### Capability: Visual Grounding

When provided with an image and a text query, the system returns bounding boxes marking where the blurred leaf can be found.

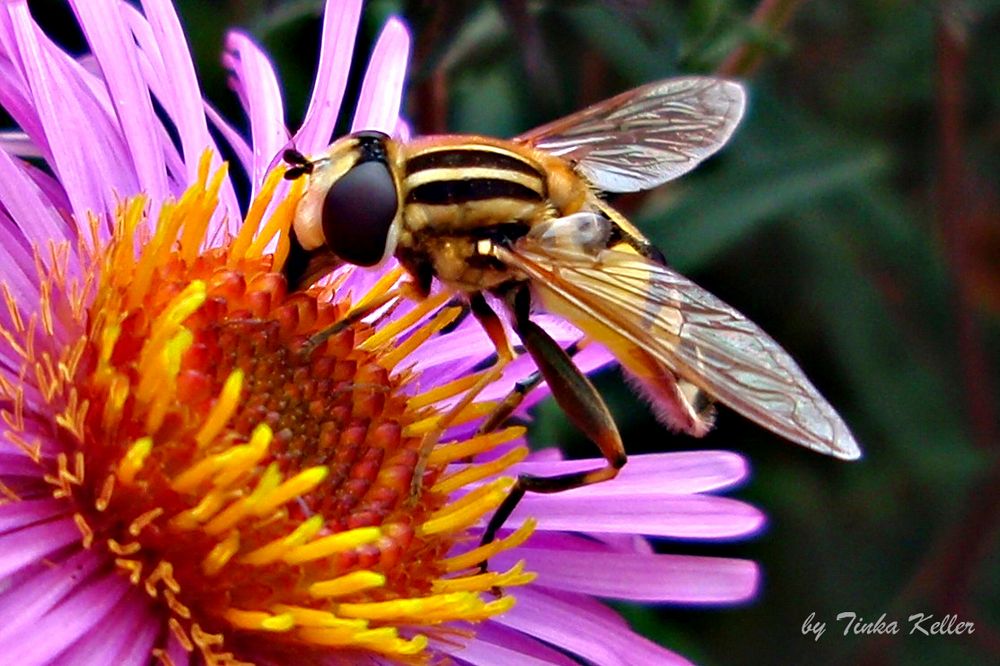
[449,61,524,136]
[558,2,682,83]
[418,4,507,77]
[641,143,887,272]
[637,90,890,272]
[791,212,981,482]
[251,0,322,36]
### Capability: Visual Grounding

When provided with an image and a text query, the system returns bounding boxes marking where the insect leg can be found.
[473,337,584,437]
[477,286,625,569]
[298,289,400,357]
[409,292,516,500]
[297,268,413,357]
[475,371,543,437]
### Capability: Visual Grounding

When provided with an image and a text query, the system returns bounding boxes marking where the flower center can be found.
[5,156,536,664]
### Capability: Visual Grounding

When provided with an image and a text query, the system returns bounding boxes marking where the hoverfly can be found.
[282,76,861,543]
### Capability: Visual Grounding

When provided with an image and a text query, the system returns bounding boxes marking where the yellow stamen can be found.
[194,370,244,449]
[136,281,206,402]
[433,560,536,593]
[428,426,526,466]
[358,290,452,352]
[408,372,484,410]
[129,507,164,537]
[95,474,115,512]
[269,605,368,629]
[251,466,329,517]
[171,424,271,494]
[404,400,498,437]
[170,489,227,530]
[432,446,528,495]
[179,161,227,265]
[202,530,240,576]
[239,512,323,567]
[203,461,285,537]
[419,477,513,537]
[283,526,383,565]
[223,609,295,632]
[211,423,273,487]
[443,518,537,572]
[203,465,324,537]
[100,374,129,436]
[336,591,500,623]
[458,595,517,622]
[296,627,428,657]
[351,265,404,309]
[230,166,284,264]
[248,175,301,260]
[117,436,153,485]
[377,306,461,370]
[143,328,193,433]
[308,570,386,599]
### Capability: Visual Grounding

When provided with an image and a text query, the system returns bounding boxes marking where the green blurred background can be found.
[47,0,1000,663]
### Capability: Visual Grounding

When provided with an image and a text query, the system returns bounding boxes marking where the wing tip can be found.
[825,426,863,461]
[831,443,863,461]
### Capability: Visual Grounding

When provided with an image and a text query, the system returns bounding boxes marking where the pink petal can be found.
[70,0,169,203]
[53,587,156,666]
[128,1,241,223]
[0,498,66,534]
[0,518,81,578]
[163,633,192,666]
[118,10,188,186]
[294,0,363,152]
[512,451,750,496]
[110,599,160,666]
[0,222,41,312]
[456,622,579,665]
[133,1,213,174]
[0,452,44,478]
[0,45,51,156]
[454,638,574,666]
[5,1,134,227]
[0,572,130,664]
[511,492,765,539]
[350,16,410,133]
[204,102,252,179]
[223,31,288,192]
[0,129,41,156]
[0,144,73,250]
[495,547,759,603]
[495,587,694,666]
[395,117,412,141]
[0,550,102,642]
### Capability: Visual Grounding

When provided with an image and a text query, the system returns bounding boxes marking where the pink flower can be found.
[0,1,762,664]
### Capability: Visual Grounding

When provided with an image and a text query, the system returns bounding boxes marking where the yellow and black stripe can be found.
[403,144,546,206]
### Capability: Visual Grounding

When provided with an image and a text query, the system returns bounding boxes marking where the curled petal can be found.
[295,0,363,152]
[351,16,410,134]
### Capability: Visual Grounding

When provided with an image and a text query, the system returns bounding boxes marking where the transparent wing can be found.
[515,77,746,193]
[493,215,861,460]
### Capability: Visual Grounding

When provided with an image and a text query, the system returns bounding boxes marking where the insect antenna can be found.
[282,148,314,180]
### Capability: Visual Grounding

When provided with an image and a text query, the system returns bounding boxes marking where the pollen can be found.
[0,152,535,664]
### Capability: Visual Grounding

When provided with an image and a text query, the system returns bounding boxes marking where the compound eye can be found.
[322,160,398,266]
